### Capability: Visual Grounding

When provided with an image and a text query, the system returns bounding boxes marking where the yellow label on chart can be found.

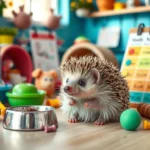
[141,47,150,56]
[135,70,149,79]
[131,80,146,91]
[121,69,135,79]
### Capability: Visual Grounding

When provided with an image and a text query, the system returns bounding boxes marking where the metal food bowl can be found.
[3,106,58,131]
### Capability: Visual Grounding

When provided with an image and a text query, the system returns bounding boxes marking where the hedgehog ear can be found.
[90,68,100,84]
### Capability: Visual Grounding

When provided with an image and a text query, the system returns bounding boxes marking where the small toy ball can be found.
[120,109,142,131]
[74,36,90,44]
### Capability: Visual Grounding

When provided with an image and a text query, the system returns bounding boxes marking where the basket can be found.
[61,43,118,67]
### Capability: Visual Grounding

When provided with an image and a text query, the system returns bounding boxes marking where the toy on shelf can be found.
[1,45,33,83]
[6,83,46,106]
[126,0,140,8]
[0,101,6,117]
[74,36,90,45]
[44,8,62,30]
[46,97,61,108]
[61,40,118,67]
[32,69,58,97]
[143,120,150,129]
[120,109,142,131]
[12,5,32,29]
[114,2,126,10]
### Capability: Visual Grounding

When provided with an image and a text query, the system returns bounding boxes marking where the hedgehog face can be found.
[61,69,100,99]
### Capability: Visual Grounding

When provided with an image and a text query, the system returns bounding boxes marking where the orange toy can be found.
[137,103,150,119]
[0,101,6,117]
[143,120,150,130]
[46,97,61,108]
[32,69,58,97]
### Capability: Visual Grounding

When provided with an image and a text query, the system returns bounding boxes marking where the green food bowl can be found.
[6,83,46,106]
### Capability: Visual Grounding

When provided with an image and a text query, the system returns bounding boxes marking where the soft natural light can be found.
[3,0,57,22]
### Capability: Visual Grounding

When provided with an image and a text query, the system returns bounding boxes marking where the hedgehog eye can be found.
[78,79,86,87]
[66,78,69,83]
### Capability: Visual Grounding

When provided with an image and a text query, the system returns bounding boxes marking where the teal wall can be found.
[84,13,150,66]
[83,0,150,66]
[0,0,150,67]
[58,0,150,66]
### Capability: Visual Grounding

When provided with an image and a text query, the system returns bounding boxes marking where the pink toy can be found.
[12,5,32,29]
[32,69,58,97]
[44,125,56,133]
[40,124,57,133]
[44,8,62,30]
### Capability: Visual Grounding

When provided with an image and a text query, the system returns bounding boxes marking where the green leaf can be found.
[0,27,18,36]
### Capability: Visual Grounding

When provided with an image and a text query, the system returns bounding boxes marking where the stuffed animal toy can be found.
[32,69,58,97]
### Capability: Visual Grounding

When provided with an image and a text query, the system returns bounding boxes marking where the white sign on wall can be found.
[30,30,59,71]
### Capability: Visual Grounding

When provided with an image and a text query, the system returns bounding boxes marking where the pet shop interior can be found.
[1,0,150,149]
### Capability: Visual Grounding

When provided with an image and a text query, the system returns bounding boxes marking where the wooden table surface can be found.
[0,108,150,150]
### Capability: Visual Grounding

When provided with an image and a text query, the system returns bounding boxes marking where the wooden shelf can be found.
[88,6,150,18]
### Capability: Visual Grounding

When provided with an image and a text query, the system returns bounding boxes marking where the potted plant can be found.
[0,0,7,17]
[96,0,115,11]
[70,0,94,17]
[0,27,18,45]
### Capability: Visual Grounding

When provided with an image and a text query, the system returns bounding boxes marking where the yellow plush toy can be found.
[0,101,6,118]
[46,97,62,108]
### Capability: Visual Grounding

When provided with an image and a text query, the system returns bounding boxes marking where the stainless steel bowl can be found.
[3,106,58,131]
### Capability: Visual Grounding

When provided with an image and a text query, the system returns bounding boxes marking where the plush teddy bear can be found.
[32,69,58,97]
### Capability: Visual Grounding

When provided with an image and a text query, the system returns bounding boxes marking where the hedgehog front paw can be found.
[84,101,100,109]
[68,118,78,123]
[68,99,76,106]
[94,120,105,126]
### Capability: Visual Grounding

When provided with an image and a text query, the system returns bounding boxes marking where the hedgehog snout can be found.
[64,86,72,93]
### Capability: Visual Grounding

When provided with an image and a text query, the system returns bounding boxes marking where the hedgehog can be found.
[59,56,129,125]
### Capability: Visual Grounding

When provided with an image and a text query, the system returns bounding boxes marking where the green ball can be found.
[120,109,141,131]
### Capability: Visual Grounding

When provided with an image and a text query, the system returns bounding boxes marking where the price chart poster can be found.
[121,31,150,104]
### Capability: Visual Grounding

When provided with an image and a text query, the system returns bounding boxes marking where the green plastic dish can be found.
[12,83,38,95]
[6,90,45,106]
[6,83,46,106]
